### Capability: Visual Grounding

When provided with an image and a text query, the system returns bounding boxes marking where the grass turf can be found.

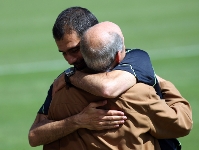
[0,0,198,149]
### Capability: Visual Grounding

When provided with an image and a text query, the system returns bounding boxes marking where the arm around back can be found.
[159,79,193,134]
[28,101,127,147]
[70,70,137,98]
[28,113,80,147]
[148,78,193,139]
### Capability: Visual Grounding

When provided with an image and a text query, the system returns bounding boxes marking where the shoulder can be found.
[126,48,149,56]
[120,83,159,101]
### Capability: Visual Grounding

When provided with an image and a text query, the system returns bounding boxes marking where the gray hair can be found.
[80,31,123,72]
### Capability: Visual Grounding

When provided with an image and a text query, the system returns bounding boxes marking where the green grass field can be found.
[0,0,199,149]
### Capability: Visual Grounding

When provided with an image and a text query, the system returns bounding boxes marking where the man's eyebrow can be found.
[58,44,80,53]
[58,48,74,53]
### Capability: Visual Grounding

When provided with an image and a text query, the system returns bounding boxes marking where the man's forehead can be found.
[63,30,80,40]
[56,33,80,52]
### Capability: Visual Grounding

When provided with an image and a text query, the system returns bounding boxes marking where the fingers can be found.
[105,110,125,116]
[95,115,127,130]
[89,101,125,116]
[104,120,125,126]
[53,73,65,96]
[100,115,127,121]
[82,101,127,130]
[93,120,126,130]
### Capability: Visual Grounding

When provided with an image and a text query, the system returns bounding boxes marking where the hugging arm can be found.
[69,49,155,98]
[28,85,126,147]
[148,78,193,138]
[29,101,126,147]
[53,68,136,98]
[70,70,136,98]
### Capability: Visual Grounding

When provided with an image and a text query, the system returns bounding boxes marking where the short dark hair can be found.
[52,6,99,40]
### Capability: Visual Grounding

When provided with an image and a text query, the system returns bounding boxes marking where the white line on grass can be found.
[0,44,199,76]
[0,60,67,76]
[148,44,199,60]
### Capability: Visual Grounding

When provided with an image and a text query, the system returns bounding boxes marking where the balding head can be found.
[98,21,124,40]
[80,21,125,72]
[84,21,124,48]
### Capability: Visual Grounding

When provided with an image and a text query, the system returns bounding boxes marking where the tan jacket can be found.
[44,81,192,150]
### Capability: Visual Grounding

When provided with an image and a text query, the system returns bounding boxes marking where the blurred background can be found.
[0,0,198,149]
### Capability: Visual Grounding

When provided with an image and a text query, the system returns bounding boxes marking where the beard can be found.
[73,59,87,70]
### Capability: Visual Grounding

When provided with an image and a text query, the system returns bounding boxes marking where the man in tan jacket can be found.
[43,22,192,150]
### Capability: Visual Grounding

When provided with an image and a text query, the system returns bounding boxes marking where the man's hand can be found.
[74,100,127,130]
[28,101,126,147]
[52,68,76,97]
[52,72,65,97]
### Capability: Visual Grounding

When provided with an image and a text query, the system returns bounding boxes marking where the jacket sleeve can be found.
[148,80,193,139]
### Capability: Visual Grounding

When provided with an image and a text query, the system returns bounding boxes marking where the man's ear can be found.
[116,51,121,63]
